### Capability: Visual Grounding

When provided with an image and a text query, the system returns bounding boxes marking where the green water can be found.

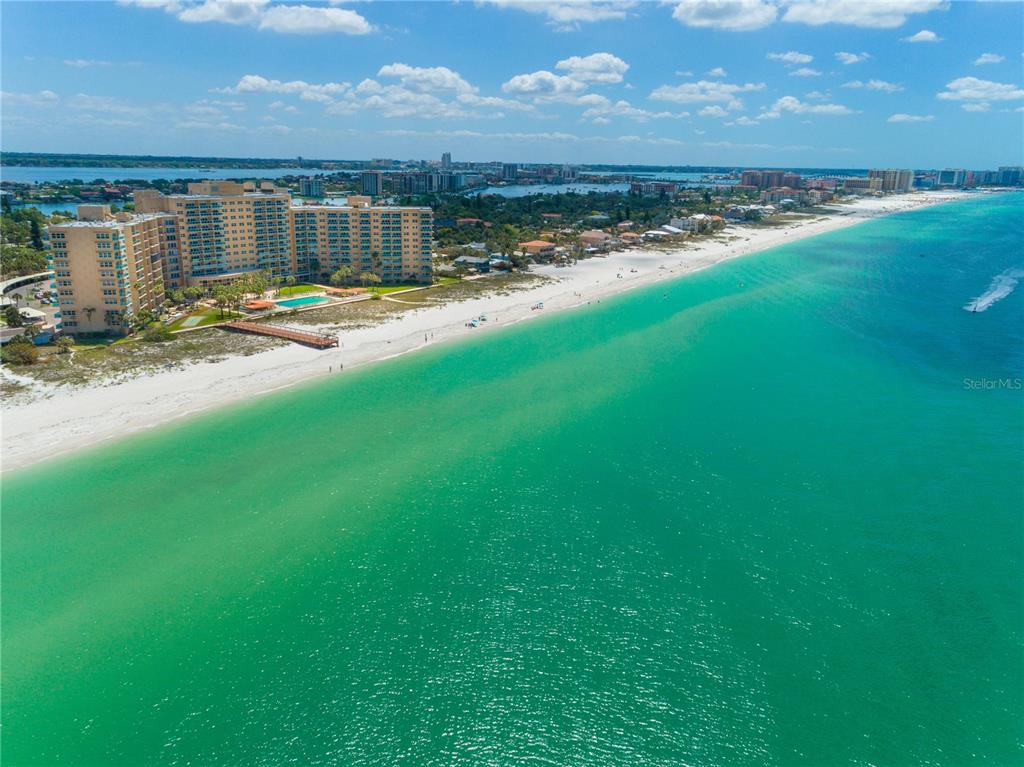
[3,195,1022,766]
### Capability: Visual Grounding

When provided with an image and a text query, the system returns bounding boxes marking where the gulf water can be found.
[3,194,1022,766]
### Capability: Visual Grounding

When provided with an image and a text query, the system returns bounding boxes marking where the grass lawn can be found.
[167,308,241,332]
[373,284,429,295]
[276,283,323,297]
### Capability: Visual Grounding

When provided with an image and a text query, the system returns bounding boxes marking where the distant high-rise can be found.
[868,169,913,193]
[937,169,968,188]
[361,171,384,196]
[441,152,452,170]
[299,177,324,197]
[501,163,518,181]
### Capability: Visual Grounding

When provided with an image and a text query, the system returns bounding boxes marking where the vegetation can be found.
[1,207,49,277]
[4,304,25,327]
[142,324,173,342]
[277,283,321,297]
[2,335,39,365]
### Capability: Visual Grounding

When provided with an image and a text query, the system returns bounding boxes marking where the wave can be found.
[964,267,1024,312]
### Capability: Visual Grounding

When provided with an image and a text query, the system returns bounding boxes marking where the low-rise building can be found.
[453,255,491,273]
[519,240,557,259]
[579,229,614,249]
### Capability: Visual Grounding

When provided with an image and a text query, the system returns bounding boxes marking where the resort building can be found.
[135,181,292,289]
[131,182,434,287]
[290,201,433,284]
[868,169,914,193]
[46,205,170,335]
[47,185,436,335]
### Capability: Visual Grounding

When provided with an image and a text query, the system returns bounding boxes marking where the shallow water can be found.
[3,193,1022,766]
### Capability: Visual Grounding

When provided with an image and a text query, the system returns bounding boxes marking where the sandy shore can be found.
[1,191,970,472]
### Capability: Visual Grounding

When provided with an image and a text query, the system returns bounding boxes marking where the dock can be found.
[224,320,338,349]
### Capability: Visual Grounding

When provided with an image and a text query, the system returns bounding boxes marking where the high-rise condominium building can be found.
[299,177,324,197]
[441,152,452,170]
[135,181,292,289]
[46,205,171,336]
[291,199,433,284]
[49,183,435,335]
[501,163,518,181]
[361,171,384,196]
[868,169,914,193]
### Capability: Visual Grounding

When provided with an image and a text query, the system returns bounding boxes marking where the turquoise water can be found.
[3,194,1022,766]
[276,295,329,308]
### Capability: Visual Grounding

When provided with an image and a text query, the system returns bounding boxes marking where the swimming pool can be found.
[276,296,329,308]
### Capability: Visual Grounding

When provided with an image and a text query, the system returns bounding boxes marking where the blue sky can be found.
[1,0,1022,168]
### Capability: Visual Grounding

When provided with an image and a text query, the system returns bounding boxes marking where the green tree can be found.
[211,285,231,318]
[329,266,354,287]
[4,304,24,327]
[55,335,75,354]
[2,336,39,365]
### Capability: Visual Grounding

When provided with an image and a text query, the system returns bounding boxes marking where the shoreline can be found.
[0,190,972,473]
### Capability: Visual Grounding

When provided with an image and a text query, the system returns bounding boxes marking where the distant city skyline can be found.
[1,1,1022,168]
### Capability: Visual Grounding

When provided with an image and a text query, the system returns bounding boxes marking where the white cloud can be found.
[120,0,373,35]
[842,79,904,92]
[706,67,728,77]
[936,76,1024,102]
[220,74,351,103]
[974,53,1005,66]
[1,89,60,106]
[805,90,829,100]
[902,29,942,43]
[669,0,944,32]
[649,79,764,110]
[760,95,856,118]
[258,5,373,35]
[555,52,629,83]
[767,50,813,65]
[961,103,990,112]
[783,0,947,28]
[698,105,729,117]
[501,70,587,99]
[581,98,687,122]
[63,59,114,68]
[728,115,760,125]
[670,0,777,31]
[479,1,635,31]
[67,93,152,116]
[675,69,694,77]
[887,112,934,122]
[835,51,870,65]
[790,67,821,77]
[377,63,475,94]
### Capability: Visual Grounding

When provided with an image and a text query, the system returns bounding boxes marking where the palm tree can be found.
[10,292,22,307]
[83,306,96,325]
[329,266,354,288]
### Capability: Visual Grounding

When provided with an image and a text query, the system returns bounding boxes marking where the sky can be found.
[1,0,1022,169]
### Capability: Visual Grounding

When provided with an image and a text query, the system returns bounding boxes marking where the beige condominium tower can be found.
[134,181,292,290]
[46,205,171,336]
[291,196,433,284]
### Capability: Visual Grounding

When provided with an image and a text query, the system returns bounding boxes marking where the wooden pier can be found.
[224,320,338,349]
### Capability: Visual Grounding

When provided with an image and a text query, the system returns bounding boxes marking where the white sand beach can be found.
[1,191,970,472]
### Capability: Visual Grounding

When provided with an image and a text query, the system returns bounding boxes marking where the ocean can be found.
[3,193,1021,766]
